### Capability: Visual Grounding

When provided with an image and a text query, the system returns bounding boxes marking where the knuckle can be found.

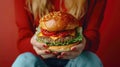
[35,50,40,55]
[30,38,34,45]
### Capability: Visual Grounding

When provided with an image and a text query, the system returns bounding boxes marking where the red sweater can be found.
[14,0,107,55]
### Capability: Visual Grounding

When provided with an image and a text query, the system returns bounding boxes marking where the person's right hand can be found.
[30,35,55,59]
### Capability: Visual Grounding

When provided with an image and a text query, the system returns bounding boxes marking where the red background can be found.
[0,0,120,67]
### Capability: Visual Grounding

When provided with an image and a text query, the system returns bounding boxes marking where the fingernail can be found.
[61,52,66,56]
[53,52,58,55]
[45,50,51,54]
[57,56,62,59]
[43,45,48,48]
[71,47,76,51]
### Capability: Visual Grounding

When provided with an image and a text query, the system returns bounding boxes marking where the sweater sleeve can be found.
[15,0,36,54]
[83,0,107,52]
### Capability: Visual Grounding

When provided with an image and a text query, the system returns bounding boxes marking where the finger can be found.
[52,52,60,56]
[70,37,86,51]
[33,46,51,55]
[57,52,66,59]
[57,52,69,59]
[41,54,55,59]
[71,43,84,51]
[33,46,55,59]
[31,36,48,49]
[58,51,81,59]
[59,53,76,59]
[34,42,48,50]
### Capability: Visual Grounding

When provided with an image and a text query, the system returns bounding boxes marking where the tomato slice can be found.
[56,30,75,37]
[41,29,56,36]
[41,28,75,37]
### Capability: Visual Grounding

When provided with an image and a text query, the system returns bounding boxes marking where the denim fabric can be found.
[65,51,103,67]
[12,51,103,67]
[44,58,69,67]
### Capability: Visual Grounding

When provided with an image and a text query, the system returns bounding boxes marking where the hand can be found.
[30,35,55,59]
[57,36,86,59]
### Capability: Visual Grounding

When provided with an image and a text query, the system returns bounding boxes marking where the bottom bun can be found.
[48,42,79,52]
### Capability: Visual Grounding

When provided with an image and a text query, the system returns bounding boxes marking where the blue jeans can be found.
[12,51,103,67]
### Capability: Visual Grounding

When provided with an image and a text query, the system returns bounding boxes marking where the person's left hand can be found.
[57,36,86,59]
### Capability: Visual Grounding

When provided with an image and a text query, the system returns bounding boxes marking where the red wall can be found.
[0,0,120,67]
[97,0,120,66]
[0,0,18,67]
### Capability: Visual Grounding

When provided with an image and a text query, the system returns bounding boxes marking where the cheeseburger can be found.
[36,11,83,52]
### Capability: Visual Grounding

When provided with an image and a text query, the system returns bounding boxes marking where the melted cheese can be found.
[38,33,43,37]
[50,36,59,40]
[70,31,75,36]
[38,32,59,40]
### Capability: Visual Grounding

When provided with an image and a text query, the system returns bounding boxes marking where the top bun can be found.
[39,11,80,32]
